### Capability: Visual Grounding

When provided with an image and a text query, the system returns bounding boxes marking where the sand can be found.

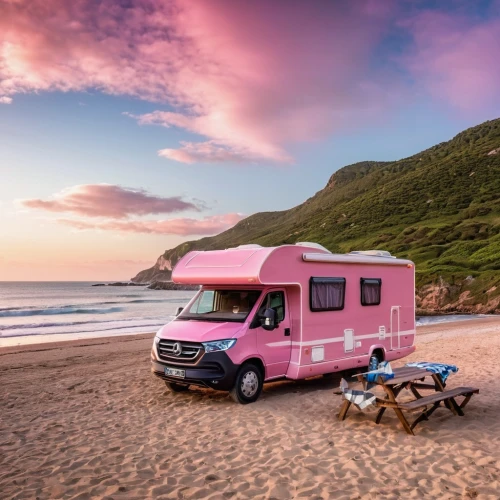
[1,318,500,499]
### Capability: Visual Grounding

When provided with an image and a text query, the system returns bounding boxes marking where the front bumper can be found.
[151,351,239,391]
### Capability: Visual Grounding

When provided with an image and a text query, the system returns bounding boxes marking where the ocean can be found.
[0,282,491,347]
[0,282,196,347]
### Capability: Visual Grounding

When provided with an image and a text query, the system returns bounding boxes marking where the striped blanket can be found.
[339,378,376,409]
[406,362,458,383]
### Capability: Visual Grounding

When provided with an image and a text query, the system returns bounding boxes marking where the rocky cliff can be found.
[132,255,173,284]
[416,276,500,314]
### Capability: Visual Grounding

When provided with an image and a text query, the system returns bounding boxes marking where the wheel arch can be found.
[239,356,266,380]
[369,345,386,362]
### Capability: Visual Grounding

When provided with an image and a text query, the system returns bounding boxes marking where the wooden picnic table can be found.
[338,366,479,435]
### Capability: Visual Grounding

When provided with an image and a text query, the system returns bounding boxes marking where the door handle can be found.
[284,328,290,337]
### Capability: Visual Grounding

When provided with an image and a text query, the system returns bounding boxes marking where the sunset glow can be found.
[2,0,500,280]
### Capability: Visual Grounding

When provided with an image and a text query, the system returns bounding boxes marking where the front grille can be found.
[157,339,204,364]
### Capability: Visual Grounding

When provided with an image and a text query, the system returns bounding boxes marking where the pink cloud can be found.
[21,184,200,218]
[0,0,398,164]
[402,9,500,111]
[158,141,277,164]
[6,1,498,161]
[58,213,246,236]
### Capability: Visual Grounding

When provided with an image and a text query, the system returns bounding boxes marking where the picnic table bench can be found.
[338,365,479,435]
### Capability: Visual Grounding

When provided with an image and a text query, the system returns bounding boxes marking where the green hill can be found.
[133,118,500,313]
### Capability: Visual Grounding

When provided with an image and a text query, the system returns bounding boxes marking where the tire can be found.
[165,381,190,392]
[230,363,263,404]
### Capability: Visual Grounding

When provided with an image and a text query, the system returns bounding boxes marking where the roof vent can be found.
[349,250,395,258]
[296,242,331,253]
[230,244,263,250]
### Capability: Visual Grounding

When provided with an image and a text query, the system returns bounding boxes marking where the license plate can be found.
[165,367,185,378]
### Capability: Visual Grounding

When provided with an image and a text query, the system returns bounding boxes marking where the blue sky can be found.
[1,92,487,214]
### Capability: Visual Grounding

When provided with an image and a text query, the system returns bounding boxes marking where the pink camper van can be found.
[151,243,416,403]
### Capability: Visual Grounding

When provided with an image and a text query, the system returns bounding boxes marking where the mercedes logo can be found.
[172,342,182,356]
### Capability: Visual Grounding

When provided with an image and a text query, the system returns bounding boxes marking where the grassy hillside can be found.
[133,118,500,312]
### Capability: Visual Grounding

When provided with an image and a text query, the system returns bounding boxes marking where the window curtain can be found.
[312,281,344,310]
[363,283,380,304]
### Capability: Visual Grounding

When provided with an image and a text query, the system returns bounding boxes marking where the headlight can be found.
[154,328,163,345]
[202,339,237,353]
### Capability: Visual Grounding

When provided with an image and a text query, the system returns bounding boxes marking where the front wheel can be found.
[230,363,263,404]
[165,381,190,392]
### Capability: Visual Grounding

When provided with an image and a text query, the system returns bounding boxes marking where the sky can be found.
[1,0,500,281]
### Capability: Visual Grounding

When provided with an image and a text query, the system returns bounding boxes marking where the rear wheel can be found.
[368,352,381,371]
[230,363,263,404]
[165,381,190,392]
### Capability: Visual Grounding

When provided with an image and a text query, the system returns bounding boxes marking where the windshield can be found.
[178,289,262,322]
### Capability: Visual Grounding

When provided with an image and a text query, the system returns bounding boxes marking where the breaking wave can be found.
[0,306,123,318]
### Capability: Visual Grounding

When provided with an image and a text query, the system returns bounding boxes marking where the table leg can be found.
[432,373,445,391]
[380,384,414,435]
[450,399,464,416]
[376,384,405,425]
[338,399,352,421]
[460,394,473,409]
[410,402,441,431]
[410,385,423,400]
[432,374,464,416]
[394,408,415,435]
[375,407,386,424]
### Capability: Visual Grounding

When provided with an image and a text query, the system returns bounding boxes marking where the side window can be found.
[269,291,285,322]
[310,277,346,311]
[257,291,285,323]
[361,278,382,306]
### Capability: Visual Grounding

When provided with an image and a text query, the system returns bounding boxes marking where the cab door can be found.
[252,289,292,379]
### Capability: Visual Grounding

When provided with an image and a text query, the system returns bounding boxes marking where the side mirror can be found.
[175,306,184,316]
[260,308,277,331]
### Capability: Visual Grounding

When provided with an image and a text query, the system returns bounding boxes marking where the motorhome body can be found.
[151,243,416,403]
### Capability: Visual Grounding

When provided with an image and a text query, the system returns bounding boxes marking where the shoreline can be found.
[0,331,156,356]
[414,315,500,345]
[0,328,159,349]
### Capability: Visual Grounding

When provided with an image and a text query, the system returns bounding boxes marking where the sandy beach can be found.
[1,318,500,499]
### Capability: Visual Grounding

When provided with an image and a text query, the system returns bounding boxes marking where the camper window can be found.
[360,278,382,306]
[310,277,345,312]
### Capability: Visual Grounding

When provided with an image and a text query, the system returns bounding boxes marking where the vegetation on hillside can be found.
[133,118,500,312]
